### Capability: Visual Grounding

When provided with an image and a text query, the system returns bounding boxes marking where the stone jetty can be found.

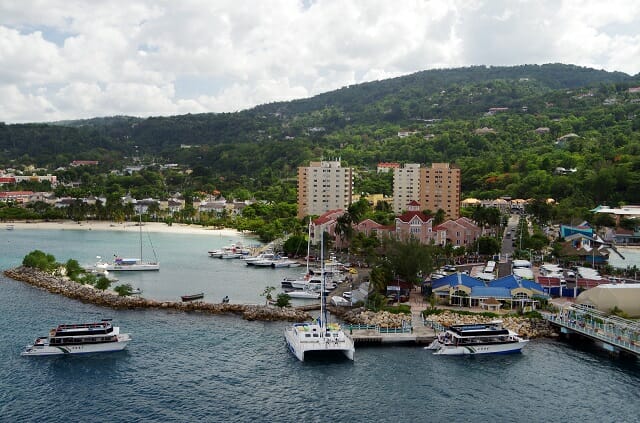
[3,267,311,322]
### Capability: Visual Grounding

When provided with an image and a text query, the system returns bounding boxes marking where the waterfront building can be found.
[297,160,354,219]
[431,273,546,310]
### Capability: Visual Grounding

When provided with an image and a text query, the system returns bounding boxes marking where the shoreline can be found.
[4,219,244,237]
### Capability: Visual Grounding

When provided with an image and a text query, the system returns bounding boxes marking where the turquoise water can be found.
[2,228,640,422]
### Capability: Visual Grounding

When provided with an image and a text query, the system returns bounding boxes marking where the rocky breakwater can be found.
[3,267,311,322]
[340,307,412,328]
[425,310,554,338]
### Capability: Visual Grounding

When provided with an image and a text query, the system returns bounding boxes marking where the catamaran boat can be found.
[284,231,355,362]
[425,320,528,355]
[21,320,131,356]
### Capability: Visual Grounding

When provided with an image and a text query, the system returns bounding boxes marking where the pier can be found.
[346,310,436,345]
[544,304,640,358]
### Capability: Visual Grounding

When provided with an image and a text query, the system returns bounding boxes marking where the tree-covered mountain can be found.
[1,63,640,214]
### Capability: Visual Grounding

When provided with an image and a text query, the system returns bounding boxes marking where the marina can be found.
[2,227,640,421]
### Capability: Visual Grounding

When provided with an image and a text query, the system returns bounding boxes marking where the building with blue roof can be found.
[431,272,547,310]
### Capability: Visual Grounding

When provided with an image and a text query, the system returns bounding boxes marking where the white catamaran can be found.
[21,319,131,356]
[284,231,355,361]
[426,320,528,355]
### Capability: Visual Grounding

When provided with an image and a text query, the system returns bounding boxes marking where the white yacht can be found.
[426,321,528,355]
[21,320,131,356]
[285,289,321,299]
[96,256,160,271]
[284,231,355,362]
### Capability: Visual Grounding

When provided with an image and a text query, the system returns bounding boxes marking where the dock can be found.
[346,310,436,345]
[544,304,640,358]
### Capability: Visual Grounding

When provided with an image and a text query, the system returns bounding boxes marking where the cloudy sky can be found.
[2,0,639,123]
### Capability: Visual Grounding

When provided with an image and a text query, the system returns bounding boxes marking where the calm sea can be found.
[1,227,639,422]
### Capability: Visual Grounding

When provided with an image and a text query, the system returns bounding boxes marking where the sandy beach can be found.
[5,220,243,237]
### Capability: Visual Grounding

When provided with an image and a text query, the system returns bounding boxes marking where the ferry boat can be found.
[21,320,131,356]
[426,320,528,355]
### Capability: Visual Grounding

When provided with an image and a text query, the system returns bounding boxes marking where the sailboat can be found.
[283,232,355,361]
[97,214,160,271]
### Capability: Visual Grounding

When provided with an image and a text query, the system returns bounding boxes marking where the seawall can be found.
[3,267,311,322]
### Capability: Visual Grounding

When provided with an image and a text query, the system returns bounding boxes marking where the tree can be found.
[95,276,111,290]
[261,286,276,304]
[114,283,134,296]
[22,250,58,272]
[65,259,85,281]
[276,293,291,307]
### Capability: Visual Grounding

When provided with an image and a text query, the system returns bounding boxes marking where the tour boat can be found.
[425,321,528,355]
[21,320,131,356]
[284,230,355,361]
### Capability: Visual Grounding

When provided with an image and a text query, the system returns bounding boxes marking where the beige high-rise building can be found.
[297,160,354,219]
[419,162,461,219]
[392,163,421,214]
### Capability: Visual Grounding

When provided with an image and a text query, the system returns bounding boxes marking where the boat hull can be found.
[429,339,528,355]
[21,334,131,356]
[105,263,159,271]
[284,324,355,362]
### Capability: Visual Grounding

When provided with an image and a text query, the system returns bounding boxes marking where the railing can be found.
[545,309,640,355]
[347,324,413,334]
[423,319,446,332]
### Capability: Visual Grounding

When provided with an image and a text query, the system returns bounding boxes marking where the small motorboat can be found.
[181,293,204,302]
[221,295,229,303]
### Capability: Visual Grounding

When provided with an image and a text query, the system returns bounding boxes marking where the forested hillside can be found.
[1,63,640,214]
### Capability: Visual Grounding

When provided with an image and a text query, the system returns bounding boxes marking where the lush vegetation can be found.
[6,64,640,296]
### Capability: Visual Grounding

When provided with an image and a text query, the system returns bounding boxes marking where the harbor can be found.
[1,227,640,422]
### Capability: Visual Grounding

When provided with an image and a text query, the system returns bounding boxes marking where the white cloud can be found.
[0,0,638,123]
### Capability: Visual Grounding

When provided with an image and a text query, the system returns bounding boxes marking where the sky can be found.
[1,0,640,123]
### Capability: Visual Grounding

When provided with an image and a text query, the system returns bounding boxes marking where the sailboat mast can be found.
[306,222,311,274]
[320,231,326,329]
[139,212,143,261]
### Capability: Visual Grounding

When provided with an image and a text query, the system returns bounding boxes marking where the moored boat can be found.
[181,293,205,302]
[284,230,354,362]
[426,320,528,355]
[21,320,131,356]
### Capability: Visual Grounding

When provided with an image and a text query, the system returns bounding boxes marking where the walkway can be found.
[544,304,640,357]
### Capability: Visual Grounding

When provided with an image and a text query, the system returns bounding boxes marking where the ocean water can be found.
[2,228,640,422]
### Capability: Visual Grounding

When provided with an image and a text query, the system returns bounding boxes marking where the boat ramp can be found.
[544,304,640,358]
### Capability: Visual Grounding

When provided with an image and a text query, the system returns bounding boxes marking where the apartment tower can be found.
[392,163,421,214]
[297,160,354,219]
[419,162,461,219]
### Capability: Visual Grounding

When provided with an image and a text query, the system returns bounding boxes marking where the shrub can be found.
[276,293,291,307]
[95,277,111,290]
[114,284,133,296]
[22,250,58,272]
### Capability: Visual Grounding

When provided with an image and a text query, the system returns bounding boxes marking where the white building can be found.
[393,163,421,214]
[297,160,354,219]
